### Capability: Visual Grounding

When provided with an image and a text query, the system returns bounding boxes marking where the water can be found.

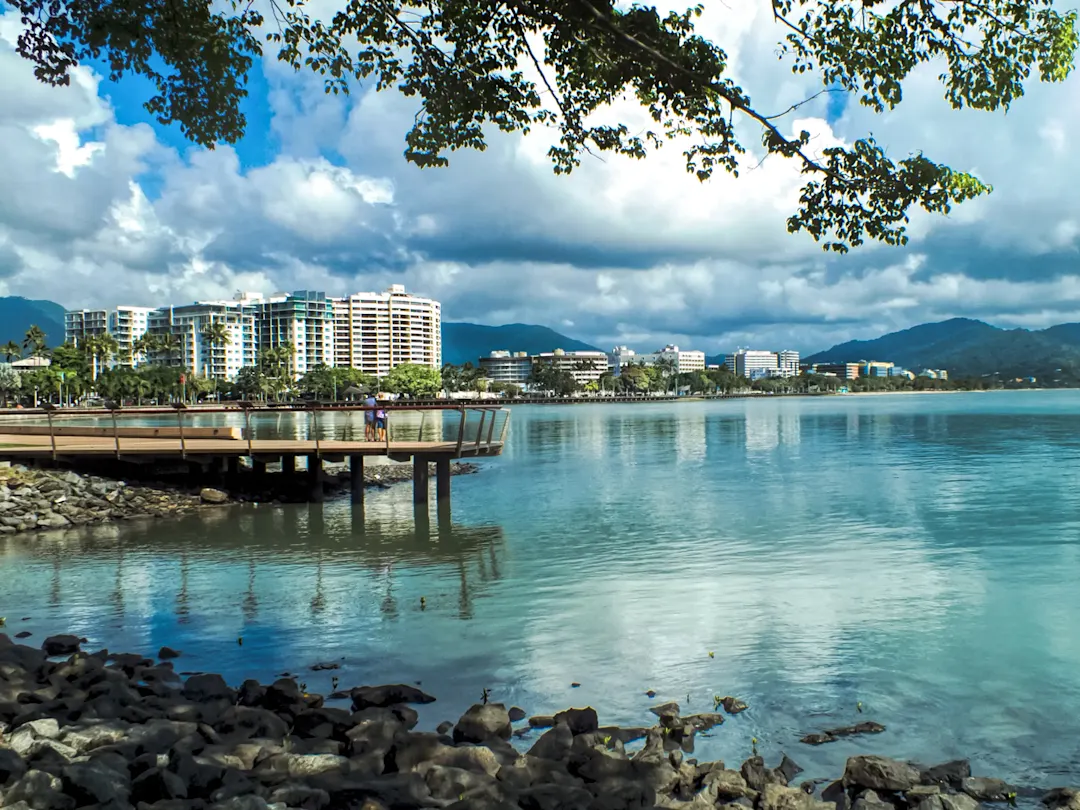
[4,391,1080,788]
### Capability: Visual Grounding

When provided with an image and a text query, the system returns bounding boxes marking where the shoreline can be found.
[0,461,479,536]
[0,633,1063,810]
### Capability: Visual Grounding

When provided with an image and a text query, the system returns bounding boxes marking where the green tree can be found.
[382,364,442,398]
[0,364,20,406]
[132,333,158,366]
[156,332,181,366]
[233,366,268,400]
[1,341,21,362]
[22,325,47,358]
[201,321,232,378]
[11,2,1076,252]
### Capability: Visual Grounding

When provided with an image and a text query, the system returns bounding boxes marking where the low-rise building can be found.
[479,351,532,386]
[812,363,861,380]
[726,349,800,380]
[534,349,608,386]
[635,345,706,374]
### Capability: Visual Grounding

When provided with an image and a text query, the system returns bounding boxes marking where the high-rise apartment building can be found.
[237,291,335,378]
[65,306,154,367]
[149,302,256,380]
[331,285,441,377]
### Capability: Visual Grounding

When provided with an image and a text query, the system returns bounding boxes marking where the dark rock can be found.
[599,726,648,745]
[528,723,574,762]
[436,721,454,735]
[454,702,512,743]
[762,783,836,810]
[182,673,234,703]
[743,756,787,791]
[1043,788,1080,810]
[529,715,556,729]
[310,661,340,671]
[553,706,599,735]
[15,631,31,639]
[822,780,851,810]
[801,733,837,746]
[853,789,897,810]
[268,783,331,809]
[962,777,1015,802]
[518,783,594,810]
[350,684,436,710]
[508,706,527,723]
[778,755,805,784]
[421,763,500,801]
[703,768,757,801]
[236,680,265,707]
[199,488,228,504]
[158,647,181,660]
[684,713,725,732]
[844,757,921,792]
[4,768,75,810]
[721,696,749,713]
[42,635,81,656]
[61,761,131,806]
[649,701,680,718]
[0,748,29,785]
[921,761,972,789]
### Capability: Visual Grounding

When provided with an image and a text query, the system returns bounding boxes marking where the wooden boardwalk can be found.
[0,403,510,506]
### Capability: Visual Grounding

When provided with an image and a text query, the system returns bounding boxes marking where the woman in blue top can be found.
[364,394,377,441]
[374,399,387,441]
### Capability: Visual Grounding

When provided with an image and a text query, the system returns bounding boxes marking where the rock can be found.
[454,703,512,743]
[42,635,81,656]
[131,766,191,803]
[0,748,28,785]
[721,696,749,713]
[1044,789,1080,810]
[844,756,922,792]
[268,783,331,809]
[15,631,31,639]
[684,713,725,732]
[349,684,436,710]
[822,780,850,810]
[777,755,804,784]
[908,786,943,803]
[61,761,131,806]
[436,721,454,735]
[762,783,836,810]
[741,756,788,791]
[940,795,981,810]
[199,488,229,504]
[4,768,75,810]
[553,707,599,736]
[528,723,574,762]
[854,789,897,810]
[508,706,527,723]
[803,722,886,745]
[529,715,556,729]
[801,733,837,745]
[962,777,1015,802]
[921,761,971,789]
[650,701,680,718]
[183,673,235,702]
[703,768,758,801]
[517,783,594,810]
[158,646,182,659]
[420,763,500,801]
[310,661,340,671]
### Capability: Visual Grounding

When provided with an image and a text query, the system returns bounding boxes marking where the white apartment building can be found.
[534,350,608,386]
[65,306,154,367]
[332,285,441,377]
[479,351,532,385]
[607,346,637,376]
[725,349,801,380]
[636,344,706,374]
[149,302,256,380]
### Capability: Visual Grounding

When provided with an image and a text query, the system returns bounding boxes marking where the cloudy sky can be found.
[1,5,1079,356]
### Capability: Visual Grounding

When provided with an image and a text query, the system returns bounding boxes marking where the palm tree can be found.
[132,333,158,367]
[1,341,21,362]
[86,333,119,381]
[156,332,180,366]
[200,321,231,379]
[23,325,47,359]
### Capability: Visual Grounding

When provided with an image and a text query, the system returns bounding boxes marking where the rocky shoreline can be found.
[0,462,479,535]
[0,633,1068,810]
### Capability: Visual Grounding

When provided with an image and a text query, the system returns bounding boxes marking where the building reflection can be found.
[0,499,506,629]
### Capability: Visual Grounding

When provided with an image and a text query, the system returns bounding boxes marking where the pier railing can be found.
[0,402,511,461]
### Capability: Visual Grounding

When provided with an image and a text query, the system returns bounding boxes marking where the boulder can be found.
[553,707,599,736]
[61,760,131,806]
[199,488,229,504]
[962,777,1015,802]
[854,789,898,810]
[762,783,837,810]
[921,761,971,789]
[844,756,922,792]
[940,795,980,810]
[742,756,787,791]
[4,768,75,810]
[508,706,527,723]
[420,763,501,802]
[453,703,512,743]
[158,646,182,660]
[42,635,81,656]
[349,684,436,710]
[517,784,594,810]
[777,755,805,784]
[703,768,758,801]
[650,701,680,718]
[1044,788,1080,810]
[183,673,235,703]
[268,783,331,810]
[528,716,555,729]
[0,748,28,785]
[721,696,749,714]
[528,723,574,762]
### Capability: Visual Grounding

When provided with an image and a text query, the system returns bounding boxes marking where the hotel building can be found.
[331,285,441,377]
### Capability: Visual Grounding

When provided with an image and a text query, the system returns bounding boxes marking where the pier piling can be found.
[349,455,364,504]
[413,456,429,505]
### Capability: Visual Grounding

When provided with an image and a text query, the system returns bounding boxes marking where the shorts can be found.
[375,418,386,429]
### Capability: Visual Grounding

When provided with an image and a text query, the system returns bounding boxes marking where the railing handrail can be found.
[0,402,508,418]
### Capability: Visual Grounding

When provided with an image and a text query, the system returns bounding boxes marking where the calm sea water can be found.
[4,391,1080,787]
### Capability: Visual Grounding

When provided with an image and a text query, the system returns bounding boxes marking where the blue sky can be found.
[1,5,1080,357]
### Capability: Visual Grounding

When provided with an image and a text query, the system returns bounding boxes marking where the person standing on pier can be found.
[364,393,377,441]
[375,398,387,442]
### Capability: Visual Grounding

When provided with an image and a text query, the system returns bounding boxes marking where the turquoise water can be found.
[4,391,1080,787]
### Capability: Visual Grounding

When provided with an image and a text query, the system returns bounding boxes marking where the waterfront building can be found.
[65,306,154,367]
[606,346,638,377]
[149,301,257,380]
[479,352,532,386]
[812,363,861,380]
[534,349,608,386]
[919,368,949,380]
[331,285,441,377]
[635,345,707,374]
[861,360,894,377]
[237,291,335,378]
[726,349,800,380]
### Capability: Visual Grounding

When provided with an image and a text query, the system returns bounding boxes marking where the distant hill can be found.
[0,297,66,350]
[442,322,601,366]
[804,318,1080,380]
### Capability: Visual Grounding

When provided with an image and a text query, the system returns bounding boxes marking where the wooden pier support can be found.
[252,459,266,476]
[413,456,429,505]
[227,457,239,476]
[282,455,296,477]
[349,455,364,504]
[436,457,451,503]
[307,454,324,503]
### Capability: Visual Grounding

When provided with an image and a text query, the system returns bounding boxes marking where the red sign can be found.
[179,374,186,385]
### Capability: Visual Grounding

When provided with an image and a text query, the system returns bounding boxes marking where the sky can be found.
[2,5,1080,356]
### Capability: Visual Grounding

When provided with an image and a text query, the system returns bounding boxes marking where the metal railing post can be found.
[384,408,391,456]
[42,404,57,461]
[455,405,467,454]
[171,402,187,459]
[485,408,497,447]
[417,410,426,441]
[311,403,321,457]
[473,410,486,451]
[499,408,511,444]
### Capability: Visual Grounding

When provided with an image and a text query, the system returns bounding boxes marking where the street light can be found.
[103,399,122,458]
[170,401,188,459]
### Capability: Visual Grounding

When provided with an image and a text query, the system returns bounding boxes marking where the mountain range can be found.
[0,297,66,349]
[441,322,600,365]
[804,318,1080,380]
